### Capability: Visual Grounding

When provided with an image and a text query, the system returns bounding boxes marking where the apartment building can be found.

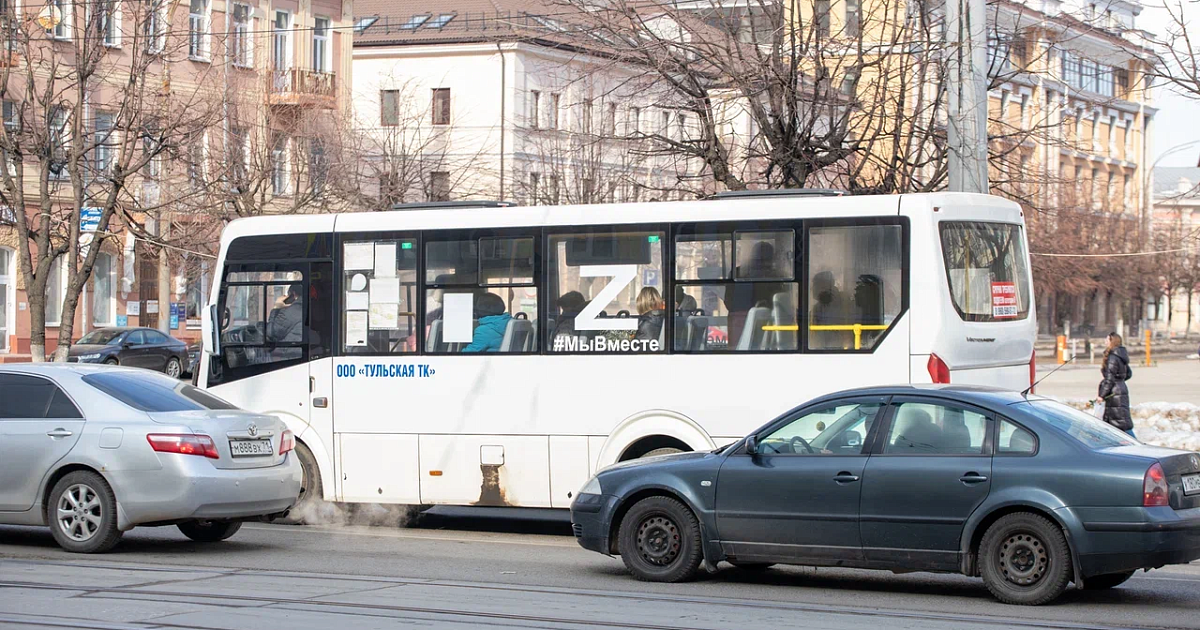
[1147,166,1200,334]
[350,0,708,208]
[0,0,353,359]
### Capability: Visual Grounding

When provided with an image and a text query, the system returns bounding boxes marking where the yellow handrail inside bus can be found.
[762,324,890,350]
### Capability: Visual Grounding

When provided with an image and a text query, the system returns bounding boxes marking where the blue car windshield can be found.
[1015,400,1136,449]
[82,372,239,412]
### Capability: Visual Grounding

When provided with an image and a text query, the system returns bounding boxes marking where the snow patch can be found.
[1063,400,1200,452]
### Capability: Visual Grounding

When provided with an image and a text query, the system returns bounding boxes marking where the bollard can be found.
[1056,334,1067,364]
[1144,328,1152,367]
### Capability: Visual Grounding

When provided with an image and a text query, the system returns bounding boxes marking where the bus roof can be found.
[219,192,1022,245]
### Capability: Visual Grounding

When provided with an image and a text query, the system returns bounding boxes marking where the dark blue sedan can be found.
[570,386,1200,605]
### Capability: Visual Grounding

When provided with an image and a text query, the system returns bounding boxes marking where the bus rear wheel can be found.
[280,442,324,525]
[641,447,683,459]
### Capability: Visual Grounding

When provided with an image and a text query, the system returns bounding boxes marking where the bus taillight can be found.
[1029,352,1037,393]
[927,354,950,384]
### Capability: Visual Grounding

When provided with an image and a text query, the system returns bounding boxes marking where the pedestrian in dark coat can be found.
[1096,332,1134,437]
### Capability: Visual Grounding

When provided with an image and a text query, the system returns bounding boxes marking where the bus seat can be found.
[426,319,444,353]
[500,318,534,352]
[685,316,709,351]
[736,307,771,351]
[771,292,797,350]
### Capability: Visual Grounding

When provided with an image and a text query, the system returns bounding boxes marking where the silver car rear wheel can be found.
[57,484,102,542]
[47,471,122,553]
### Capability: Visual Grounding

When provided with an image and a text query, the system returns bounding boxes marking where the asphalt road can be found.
[1,508,1198,630]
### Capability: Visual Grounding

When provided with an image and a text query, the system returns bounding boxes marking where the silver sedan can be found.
[0,364,301,553]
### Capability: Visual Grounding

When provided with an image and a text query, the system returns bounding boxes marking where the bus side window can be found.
[806,223,904,352]
[425,235,537,354]
[547,229,665,354]
[342,239,418,354]
[673,227,799,352]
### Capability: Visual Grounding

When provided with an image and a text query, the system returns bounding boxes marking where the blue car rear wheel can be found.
[980,513,1072,605]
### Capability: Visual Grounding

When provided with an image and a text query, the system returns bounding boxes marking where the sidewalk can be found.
[1035,357,1200,404]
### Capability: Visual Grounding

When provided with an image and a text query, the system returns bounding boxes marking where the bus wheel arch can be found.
[599,410,715,467]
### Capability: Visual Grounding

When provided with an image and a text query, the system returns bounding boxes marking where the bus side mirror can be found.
[205,304,220,356]
[744,435,758,455]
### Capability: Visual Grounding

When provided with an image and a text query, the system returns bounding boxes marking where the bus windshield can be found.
[940,222,1031,322]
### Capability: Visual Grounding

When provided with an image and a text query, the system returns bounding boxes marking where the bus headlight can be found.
[580,476,603,496]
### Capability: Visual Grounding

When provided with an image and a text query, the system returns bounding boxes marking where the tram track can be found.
[0,559,1187,630]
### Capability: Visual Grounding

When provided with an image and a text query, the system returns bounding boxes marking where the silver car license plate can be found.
[230,439,273,457]
[1183,473,1200,496]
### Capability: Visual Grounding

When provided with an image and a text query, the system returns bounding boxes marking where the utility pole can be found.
[945,0,990,193]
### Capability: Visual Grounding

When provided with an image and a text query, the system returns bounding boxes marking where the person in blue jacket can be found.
[462,293,511,353]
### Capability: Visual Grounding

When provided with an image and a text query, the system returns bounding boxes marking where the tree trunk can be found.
[27,280,47,362]
[158,245,171,333]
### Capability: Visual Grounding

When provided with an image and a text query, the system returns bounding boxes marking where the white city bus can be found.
[197,191,1036,511]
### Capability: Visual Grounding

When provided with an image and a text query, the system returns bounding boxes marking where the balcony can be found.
[267,68,337,109]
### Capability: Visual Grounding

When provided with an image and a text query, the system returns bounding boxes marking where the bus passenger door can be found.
[306,262,336,502]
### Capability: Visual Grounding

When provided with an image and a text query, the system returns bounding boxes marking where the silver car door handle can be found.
[313,397,328,408]
[833,472,860,483]
[46,429,74,438]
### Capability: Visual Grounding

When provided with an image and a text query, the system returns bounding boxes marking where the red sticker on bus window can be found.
[991,282,1018,319]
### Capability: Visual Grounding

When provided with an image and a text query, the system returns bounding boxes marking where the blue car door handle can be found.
[960,472,989,484]
[833,472,860,483]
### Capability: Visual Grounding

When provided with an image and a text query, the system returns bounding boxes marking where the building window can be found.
[272,10,291,71]
[145,0,166,53]
[2,100,17,175]
[605,102,617,136]
[187,132,206,190]
[530,90,540,129]
[380,89,399,127]
[1019,94,1029,128]
[45,256,63,326]
[1123,174,1132,208]
[429,171,450,201]
[432,88,451,125]
[231,4,251,67]
[1106,171,1114,208]
[582,98,593,134]
[92,252,115,326]
[845,0,860,37]
[815,0,830,37]
[48,0,70,39]
[988,34,1011,76]
[309,138,327,193]
[94,112,115,177]
[49,107,68,180]
[271,136,290,196]
[550,93,561,129]
[188,0,208,59]
[185,259,208,327]
[98,0,119,47]
[628,106,640,135]
[313,17,330,73]
[676,113,687,140]
[229,125,248,187]
[528,172,540,204]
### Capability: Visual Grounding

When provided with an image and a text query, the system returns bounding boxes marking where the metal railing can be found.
[270,68,336,99]
[762,323,890,350]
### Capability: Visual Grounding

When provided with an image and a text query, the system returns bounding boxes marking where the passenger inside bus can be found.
[854,274,885,347]
[552,291,587,341]
[675,285,698,315]
[725,242,789,349]
[635,287,665,343]
[462,292,511,353]
[810,270,849,349]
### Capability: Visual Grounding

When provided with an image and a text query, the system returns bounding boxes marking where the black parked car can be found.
[68,327,189,378]
[570,385,1200,605]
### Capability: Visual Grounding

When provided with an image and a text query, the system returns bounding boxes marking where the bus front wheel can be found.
[280,442,324,525]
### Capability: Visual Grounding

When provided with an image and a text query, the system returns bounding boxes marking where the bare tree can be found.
[0,0,223,360]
